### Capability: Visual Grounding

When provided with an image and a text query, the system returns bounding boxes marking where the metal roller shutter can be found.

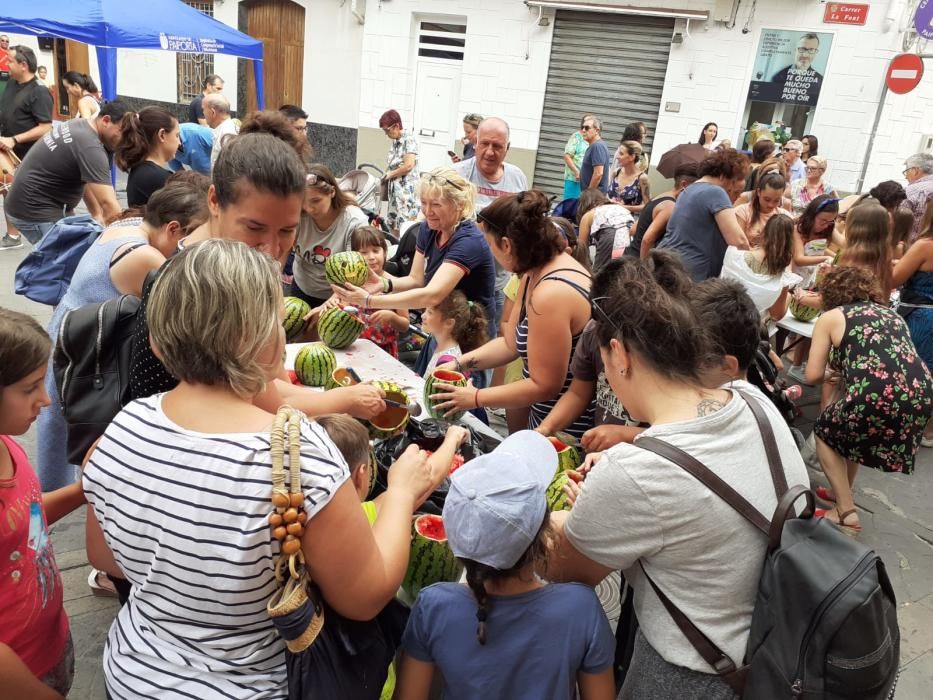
[533,11,674,198]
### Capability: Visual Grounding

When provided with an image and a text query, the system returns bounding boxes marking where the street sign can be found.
[916,0,933,41]
[885,53,925,94]
[823,3,870,26]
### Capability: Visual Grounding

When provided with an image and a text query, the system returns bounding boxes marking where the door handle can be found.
[419,129,435,137]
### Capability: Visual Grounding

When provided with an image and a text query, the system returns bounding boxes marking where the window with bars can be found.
[418,21,466,62]
[177,0,215,103]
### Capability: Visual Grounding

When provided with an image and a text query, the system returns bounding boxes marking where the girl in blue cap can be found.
[394,430,615,700]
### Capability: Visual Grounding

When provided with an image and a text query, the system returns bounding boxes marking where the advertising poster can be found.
[747,29,833,106]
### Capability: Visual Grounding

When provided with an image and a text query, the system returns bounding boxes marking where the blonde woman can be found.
[609,140,650,215]
[790,156,838,216]
[84,239,435,699]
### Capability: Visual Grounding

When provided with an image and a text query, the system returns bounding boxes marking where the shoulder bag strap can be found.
[639,562,739,677]
[636,436,770,535]
[735,389,788,499]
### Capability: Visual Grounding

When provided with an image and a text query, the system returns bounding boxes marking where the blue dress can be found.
[901,269,933,371]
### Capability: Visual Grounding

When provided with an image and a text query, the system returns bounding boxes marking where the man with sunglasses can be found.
[579,116,611,194]
[781,139,806,182]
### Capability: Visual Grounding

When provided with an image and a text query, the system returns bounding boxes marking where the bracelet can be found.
[365,293,373,310]
[474,388,481,409]
[386,277,394,292]
[382,277,390,293]
[11,135,18,145]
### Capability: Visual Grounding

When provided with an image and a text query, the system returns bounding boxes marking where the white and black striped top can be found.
[83,395,349,699]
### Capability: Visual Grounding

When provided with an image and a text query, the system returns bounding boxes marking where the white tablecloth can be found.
[285,339,502,443]
[775,312,817,339]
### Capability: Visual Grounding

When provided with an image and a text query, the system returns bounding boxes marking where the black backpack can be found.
[53,293,142,465]
[636,392,899,699]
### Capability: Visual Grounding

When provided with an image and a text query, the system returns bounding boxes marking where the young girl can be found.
[394,431,616,700]
[721,212,800,319]
[115,107,181,207]
[792,194,839,285]
[420,290,488,377]
[733,171,791,247]
[351,225,409,357]
[0,309,85,699]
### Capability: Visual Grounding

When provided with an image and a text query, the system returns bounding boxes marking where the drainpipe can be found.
[724,0,742,30]
[350,0,365,25]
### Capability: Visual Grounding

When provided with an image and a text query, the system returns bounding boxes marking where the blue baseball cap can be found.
[443,431,558,570]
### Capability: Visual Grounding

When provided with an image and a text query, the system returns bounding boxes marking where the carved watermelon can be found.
[424,368,467,422]
[325,250,369,287]
[368,379,410,440]
[318,304,365,349]
[402,514,463,598]
[294,343,336,387]
[788,296,820,322]
[324,367,359,391]
[283,296,311,341]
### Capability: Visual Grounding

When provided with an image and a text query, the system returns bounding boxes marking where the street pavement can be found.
[2,196,932,698]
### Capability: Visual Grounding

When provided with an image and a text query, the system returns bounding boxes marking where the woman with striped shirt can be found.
[83,240,434,699]
[430,190,594,438]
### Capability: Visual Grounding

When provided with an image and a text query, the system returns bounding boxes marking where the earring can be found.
[620,367,628,376]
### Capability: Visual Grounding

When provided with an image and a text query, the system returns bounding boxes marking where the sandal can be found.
[815,508,862,536]
[814,486,836,503]
[88,568,118,597]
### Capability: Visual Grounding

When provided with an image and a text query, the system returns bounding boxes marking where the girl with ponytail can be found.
[62,71,101,119]
[395,431,616,699]
[115,107,180,207]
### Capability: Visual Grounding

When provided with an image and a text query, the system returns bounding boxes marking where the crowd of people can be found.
[1,40,932,699]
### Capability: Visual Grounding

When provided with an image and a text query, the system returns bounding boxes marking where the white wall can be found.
[2,33,54,85]
[305,0,364,126]
[357,0,554,150]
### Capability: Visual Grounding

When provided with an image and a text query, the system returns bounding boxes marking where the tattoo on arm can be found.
[696,399,726,417]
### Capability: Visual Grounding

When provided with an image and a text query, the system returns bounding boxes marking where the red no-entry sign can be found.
[885,53,925,94]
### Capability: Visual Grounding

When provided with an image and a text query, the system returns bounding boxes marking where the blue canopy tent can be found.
[0,0,264,109]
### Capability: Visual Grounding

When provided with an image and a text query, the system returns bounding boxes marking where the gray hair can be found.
[784,139,803,152]
[204,93,231,116]
[585,116,603,132]
[906,153,933,174]
[148,239,283,399]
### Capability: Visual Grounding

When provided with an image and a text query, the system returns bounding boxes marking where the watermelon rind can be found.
[549,437,582,473]
[546,471,572,511]
[324,250,369,287]
[402,514,463,598]
[294,343,337,387]
[368,379,410,440]
[283,296,311,341]
[423,369,467,422]
[788,296,820,322]
[324,367,358,391]
[318,305,365,349]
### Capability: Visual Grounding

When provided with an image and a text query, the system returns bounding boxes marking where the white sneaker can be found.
[786,363,813,385]
[921,436,933,448]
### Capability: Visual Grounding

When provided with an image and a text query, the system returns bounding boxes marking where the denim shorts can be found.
[6,214,56,245]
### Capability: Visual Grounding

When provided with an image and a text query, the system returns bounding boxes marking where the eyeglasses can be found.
[476,211,501,233]
[581,125,595,132]
[590,296,622,337]
[796,47,818,55]
[805,166,823,172]
[903,166,917,176]
[421,172,464,191]
[782,147,798,152]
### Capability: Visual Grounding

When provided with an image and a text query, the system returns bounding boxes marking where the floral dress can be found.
[790,179,838,217]
[814,302,933,474]
[386,130,420,230]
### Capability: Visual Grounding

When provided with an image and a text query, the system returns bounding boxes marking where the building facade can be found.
[6,0,930,194]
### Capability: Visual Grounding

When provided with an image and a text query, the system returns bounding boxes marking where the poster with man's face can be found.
[747,29,833,106]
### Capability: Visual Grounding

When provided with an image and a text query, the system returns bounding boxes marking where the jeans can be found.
[36,356,78,491]
[6,214,55,245]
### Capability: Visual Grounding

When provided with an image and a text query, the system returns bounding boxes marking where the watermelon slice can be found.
[548,436,582,472]
[402,514,462,598]
[423,450,466,475]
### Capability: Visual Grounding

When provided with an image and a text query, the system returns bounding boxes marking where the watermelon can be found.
[318,304,365,349]
[283,296,310,340]
[402,514,463,598]
[368,379,410,439]
[548,436,582,473]
[325,250,369,287]
[294,343,337,387]
[424,368,468,422]
[788,296,820,322]
[424,450,465,475]
[546,471,572,511]
[324,367,359,391]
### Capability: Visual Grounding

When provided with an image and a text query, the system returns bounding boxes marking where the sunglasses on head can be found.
[590,296,623,337]
[421,172,464,191]
[306,173,333,191]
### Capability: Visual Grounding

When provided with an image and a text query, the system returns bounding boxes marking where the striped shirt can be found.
[516,270,594,439]
[83,395,349,699]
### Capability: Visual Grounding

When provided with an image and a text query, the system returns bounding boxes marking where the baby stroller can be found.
[747,340,806,448]
[338,163,397,243]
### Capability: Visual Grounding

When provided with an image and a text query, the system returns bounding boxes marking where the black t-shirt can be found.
[188,95,204,124]
[625,195,676,257]
[0,77,53,159]
[126,161,171,207]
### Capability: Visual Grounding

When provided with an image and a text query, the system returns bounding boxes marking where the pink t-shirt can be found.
[0,435,69,678]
